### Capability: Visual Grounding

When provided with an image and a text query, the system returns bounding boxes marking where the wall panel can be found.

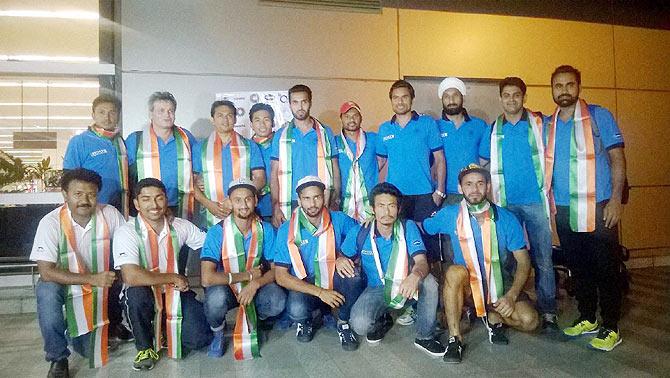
[614,26,670,91]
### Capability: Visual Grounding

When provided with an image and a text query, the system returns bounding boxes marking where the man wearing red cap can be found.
[336,101,379,223]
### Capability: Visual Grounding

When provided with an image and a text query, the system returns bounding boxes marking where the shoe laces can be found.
[338,323,357,343]
[596,328,616,339]
[135,348,158,363]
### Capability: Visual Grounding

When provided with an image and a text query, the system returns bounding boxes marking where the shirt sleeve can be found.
[183,219,206,250]
[103,206,126,234]
[249,141,265,171]
[375,125,388,157]
[272,223,291,267]
[501,210,526,253]
[593,106,624,150]
[201,224,223,265]
[125,132,138,166]
[404,221,426,256]
[261,223,276,262]
[340,225,362,258]
[29,216,59,263]
[479,124,492,160]
[62,136,82,170]
[423,207,447,235]
[191,140,203,174]
[112,224,141,269]
[426,118,443,151]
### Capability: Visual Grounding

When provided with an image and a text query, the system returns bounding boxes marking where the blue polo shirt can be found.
[200,220,276,268]
[480,111,543,205]
[436,111,490,194]
[424,204,526,276]
[126,127,197,207]
[270,119,338,203]
[336,131,379,200]
[256,137,274,217]
[376,111,442,196]
[63,130,125,206]
[273,210,357,277]
[341,221,425,288]
[192,134,265,195]
[544,104,624,206]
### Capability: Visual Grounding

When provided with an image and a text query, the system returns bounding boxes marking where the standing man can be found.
[270,84,341,227]
[273,176,365,351]
[31,169,127,377]
[376,80,446,264]
[249,103,276,221]
[424,165,538,363]
[480,77,558,333]
[336,101,379,222]
[113,178,212,371]
[126,92,197,221]
[436,77,490,205]
[193,100,266,228]
[63,95,129,218]
[201,178,285,359]
[545,65,627,351]
[343,183,447,358]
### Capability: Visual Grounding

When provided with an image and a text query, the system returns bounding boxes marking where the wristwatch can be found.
[434,189,447,199]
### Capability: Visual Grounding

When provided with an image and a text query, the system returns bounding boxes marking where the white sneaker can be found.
[396,306,416,326]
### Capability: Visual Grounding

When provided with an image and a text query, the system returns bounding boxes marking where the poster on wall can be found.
[215,91,292,138]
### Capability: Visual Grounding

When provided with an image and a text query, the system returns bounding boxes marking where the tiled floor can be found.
[2,267,669,377]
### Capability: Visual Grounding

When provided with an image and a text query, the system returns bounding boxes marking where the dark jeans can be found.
[555,202,622,330]
[286,273,365,323]
[204,283,287,331]
[123,287,212,352]
[401,193,441,262]
[36,279,124,362]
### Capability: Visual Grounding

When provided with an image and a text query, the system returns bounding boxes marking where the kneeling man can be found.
[424,164,538,363]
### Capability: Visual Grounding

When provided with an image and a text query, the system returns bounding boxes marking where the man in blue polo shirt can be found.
[249,103,276,222]
[274,176,364,351]
[546,65,627,352]
[342,182,446,358]
[376,80,446,264]
[336,101,379,222]
[193,100,265,228]
[423,164,538,363]
[200,178,285,358]
[436,77,489,205]
[480,77,558,333]
[270,85,341,228]
[126,92,197,220]
[64,94,129,217]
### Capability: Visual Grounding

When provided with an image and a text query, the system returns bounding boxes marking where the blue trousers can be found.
[286,273,365,323]
[204,282,287,331]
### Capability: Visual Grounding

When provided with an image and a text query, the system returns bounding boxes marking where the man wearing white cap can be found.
[336,101,379,222]
[200,178,285,359]
[273,176,365,351]
[436,77,490,206]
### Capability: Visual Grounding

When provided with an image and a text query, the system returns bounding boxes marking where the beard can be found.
[293,110,309,121]
[443,104,463,116]
[555,95,578,107]
[464,193,486,206]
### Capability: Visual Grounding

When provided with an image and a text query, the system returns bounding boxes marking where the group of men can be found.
[31,64,627,377]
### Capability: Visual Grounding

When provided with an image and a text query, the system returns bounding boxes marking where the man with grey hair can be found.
[126,92,198,221]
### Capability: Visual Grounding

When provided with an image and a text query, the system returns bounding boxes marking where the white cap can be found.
[295,175,325,194]
[227,177,256,196]
[438,77,466,98]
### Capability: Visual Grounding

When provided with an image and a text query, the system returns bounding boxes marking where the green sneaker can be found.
[563,319,599,337]
[133,348,159,371]
[589,328,622,351]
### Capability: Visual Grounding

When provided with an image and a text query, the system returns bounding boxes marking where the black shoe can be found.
[414,337,447,357]
[296,320,315,343]
[488,323,509,345]
[110,323,134,342]
[443,336,465,364]
[47,359,69,378]
[337,322,359,351]
[366,312,393,344]
[541,313,560,336]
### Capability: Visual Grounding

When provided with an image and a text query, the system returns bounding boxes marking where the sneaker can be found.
[132,348,159,371]
[414,337,447,358]
[563,318,599,337]
[396,306,416,326]
[296,320,315,343]
[443,336,465,364]
[488,322,509,345]
[337,322,359,351]
[366,313,393,344]
[207,329,225,358]
[589,328,622,351]
[541,313,560,336]
[47,359,69,378]
[110,323,134,342]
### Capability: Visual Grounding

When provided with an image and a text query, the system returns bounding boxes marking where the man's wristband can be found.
[227,272,233,284]
[434,190,447,199]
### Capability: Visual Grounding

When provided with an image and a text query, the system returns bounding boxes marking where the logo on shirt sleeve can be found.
[361,249,373,256]
[412,240,422,246]
[382,134,395,142]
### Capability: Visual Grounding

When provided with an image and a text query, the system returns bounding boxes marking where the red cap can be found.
[339,101,361,115]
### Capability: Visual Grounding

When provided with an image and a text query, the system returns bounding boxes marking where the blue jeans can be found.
[506,203,557,315]
[350,274,439,340]
[204,283,287,331]
[286,273,365,323]
[123,286,212,352]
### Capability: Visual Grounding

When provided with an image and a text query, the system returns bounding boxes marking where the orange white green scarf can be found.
[287,207,335,289]
[490,111,550,219]
[58,204,110,368]
[277,119,334,218]
[90,126,129,219]
[456,200,503,318]
[135,216,183,359]
[220,216,263,360]
[339,131,372,222]
[201,131,252,228]
[369,220,414,309]
[545,99,596,232]
[136,125,194,220]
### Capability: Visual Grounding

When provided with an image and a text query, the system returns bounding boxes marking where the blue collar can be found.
[390,110,420,124]
[441,108,471,122]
